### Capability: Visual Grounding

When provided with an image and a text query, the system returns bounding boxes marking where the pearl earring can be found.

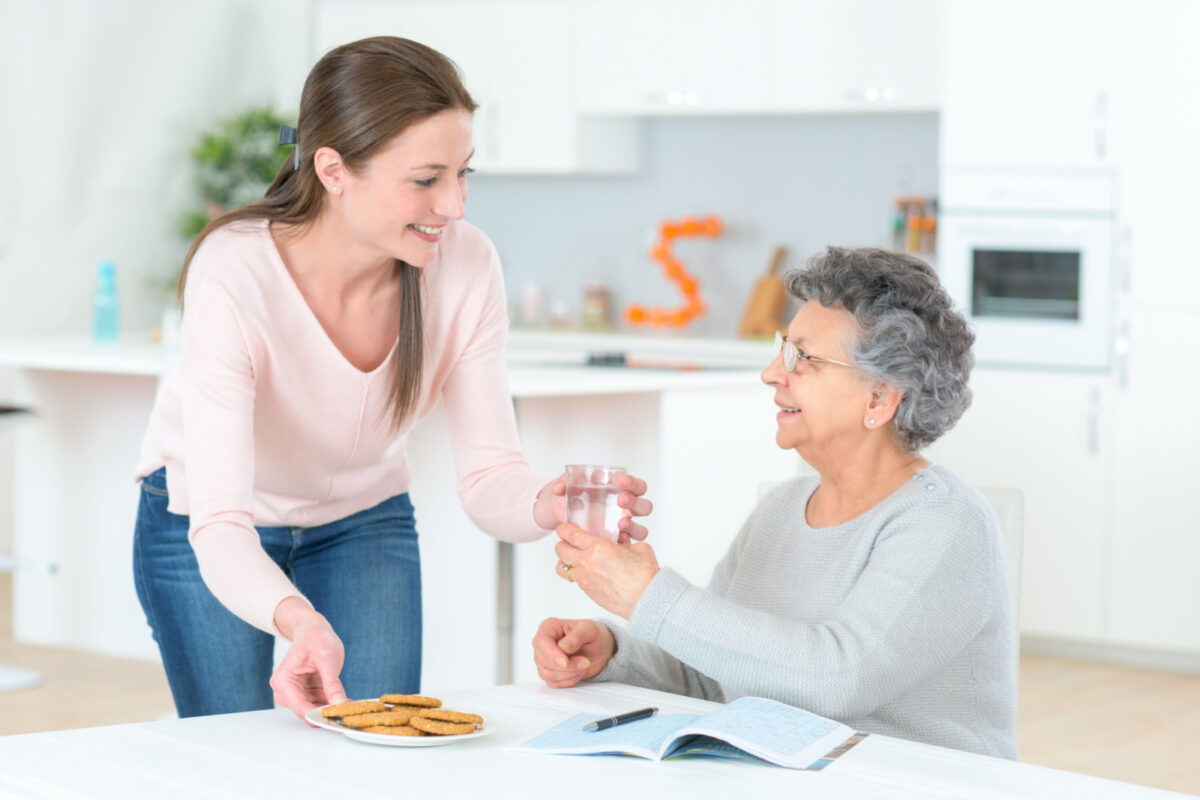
[868,418,876,426]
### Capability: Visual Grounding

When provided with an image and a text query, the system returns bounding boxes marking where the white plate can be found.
[305,706,496,748]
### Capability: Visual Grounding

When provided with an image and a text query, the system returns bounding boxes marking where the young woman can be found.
[133,36,651,721]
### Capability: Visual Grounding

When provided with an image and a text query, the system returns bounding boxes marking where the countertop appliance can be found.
[938,171,1115,370]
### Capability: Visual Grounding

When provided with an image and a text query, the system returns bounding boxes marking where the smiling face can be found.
[761,301,874,459]
[328,107,475,268]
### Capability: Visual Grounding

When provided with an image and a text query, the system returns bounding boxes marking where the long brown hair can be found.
[177,36,477,430]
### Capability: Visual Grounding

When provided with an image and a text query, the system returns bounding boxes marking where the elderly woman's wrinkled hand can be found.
[555,523,660,619]
[532,617,614,688]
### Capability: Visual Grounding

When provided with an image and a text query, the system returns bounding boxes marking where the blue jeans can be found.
[133,468,422,717]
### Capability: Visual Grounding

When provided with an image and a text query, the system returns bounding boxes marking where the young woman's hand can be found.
[269,597,347,720]
[534,472,654,544]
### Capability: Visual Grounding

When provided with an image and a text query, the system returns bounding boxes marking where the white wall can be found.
[0,0,313,339]
[0,0,315,552]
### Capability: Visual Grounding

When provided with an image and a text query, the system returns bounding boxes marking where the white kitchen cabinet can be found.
[928,0,1200,662]
[924,369,1113,643]
[315,1,491,136]
[576,0,772,115]
[577,0,940,116]
[1108,309,1200,653]
[1113,1,1200,310]
[314,0,638,174]
[940,0,1117,170]
[1100,3,1200,654]
[767,0,941,113]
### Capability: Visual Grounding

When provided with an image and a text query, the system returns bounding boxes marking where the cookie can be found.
[321,700,387,718]
[361,725,424,737]
[417,708,484,725]
[379,694,441,708]
[339,709,416,728]
[408,715,478,736]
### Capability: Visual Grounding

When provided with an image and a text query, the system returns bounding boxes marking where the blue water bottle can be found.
[93,260,119,342]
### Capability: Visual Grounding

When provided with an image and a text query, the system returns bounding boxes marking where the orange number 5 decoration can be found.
[625,214,723,329]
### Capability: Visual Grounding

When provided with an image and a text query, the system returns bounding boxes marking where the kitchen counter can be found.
[0,336,168,376]
[0,332,798,688]
[0,331,773,394]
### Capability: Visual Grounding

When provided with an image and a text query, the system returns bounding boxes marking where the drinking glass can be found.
[564,464,626,542]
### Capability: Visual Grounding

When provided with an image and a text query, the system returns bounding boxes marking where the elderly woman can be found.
[533,246,1015,759]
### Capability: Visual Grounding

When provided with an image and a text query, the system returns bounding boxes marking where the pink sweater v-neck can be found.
[136,218,551,634]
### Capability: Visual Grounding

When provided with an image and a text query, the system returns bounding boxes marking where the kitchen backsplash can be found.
[468,113,938,338]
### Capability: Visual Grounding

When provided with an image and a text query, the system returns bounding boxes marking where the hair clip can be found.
[278,124,299,169]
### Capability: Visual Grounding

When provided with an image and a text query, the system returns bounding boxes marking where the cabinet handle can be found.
[1087,386,1102,456]
[644,89,699,106]
[1114,320,1131,390]
[1118,225,1132,295]
[840,87,899,104]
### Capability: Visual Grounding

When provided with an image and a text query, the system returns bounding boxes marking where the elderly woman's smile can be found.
[763,300,869,457]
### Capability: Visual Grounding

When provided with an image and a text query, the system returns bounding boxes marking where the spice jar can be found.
[581,284,612,330]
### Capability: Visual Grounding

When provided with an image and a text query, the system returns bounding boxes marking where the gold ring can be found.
[563,563,574,582]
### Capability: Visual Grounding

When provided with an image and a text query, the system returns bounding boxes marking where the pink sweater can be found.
[137,218,552,635]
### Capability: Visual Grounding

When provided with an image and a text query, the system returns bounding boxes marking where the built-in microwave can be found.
[937,172,1115,370]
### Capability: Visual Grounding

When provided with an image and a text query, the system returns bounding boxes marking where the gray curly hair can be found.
[785,247,975,451]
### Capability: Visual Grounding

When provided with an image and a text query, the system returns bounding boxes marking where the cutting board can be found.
[738,246,788,337]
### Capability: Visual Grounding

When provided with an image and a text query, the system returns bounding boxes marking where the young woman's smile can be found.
[330,107,475,268]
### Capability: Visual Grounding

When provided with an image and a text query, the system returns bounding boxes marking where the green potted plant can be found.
[152,108,293,341]
[178,106,294,239]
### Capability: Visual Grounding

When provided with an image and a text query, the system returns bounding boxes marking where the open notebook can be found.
[510,696,868,770]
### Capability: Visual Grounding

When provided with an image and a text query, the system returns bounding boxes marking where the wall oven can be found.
[937,172,1115,370]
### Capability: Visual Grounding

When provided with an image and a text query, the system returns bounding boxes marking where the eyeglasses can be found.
[774,331,854,372]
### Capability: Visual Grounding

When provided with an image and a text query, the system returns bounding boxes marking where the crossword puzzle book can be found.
[510,696,868,770]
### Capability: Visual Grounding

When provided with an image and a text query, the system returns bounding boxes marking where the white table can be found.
[0,682,1184,800]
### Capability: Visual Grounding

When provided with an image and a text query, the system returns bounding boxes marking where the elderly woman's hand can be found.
[555,523,661,619]
[532,617,614,688]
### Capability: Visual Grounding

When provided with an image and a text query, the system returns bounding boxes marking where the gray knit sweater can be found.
[594,466,1017,759]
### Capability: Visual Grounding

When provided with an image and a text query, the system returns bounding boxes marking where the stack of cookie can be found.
[320,695,484,737]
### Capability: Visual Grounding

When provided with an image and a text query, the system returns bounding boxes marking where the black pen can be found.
[582,706,658,732]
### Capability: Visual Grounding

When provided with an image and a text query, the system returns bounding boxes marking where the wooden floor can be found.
[1,573,1197,795]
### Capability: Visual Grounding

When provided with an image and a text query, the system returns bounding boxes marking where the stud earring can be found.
[868,418,876,426]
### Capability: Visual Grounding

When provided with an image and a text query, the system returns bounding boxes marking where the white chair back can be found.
[977,487,1024,666]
